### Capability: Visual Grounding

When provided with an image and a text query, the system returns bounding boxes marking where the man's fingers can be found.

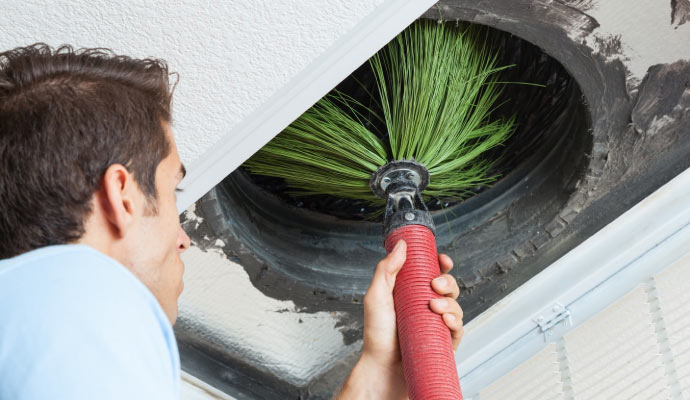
[430,298,464,351]
[439,254,453,273]
[432,254,463,349]
[431,274,460,299]
[443,313,464,351]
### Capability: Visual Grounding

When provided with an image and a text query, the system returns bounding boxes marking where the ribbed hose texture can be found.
[385,225,462,400]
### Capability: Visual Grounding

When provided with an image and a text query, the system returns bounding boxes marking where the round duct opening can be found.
[245,25,585,221]
[194,20,592,320]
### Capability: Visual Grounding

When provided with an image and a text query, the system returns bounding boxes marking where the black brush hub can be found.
[370,160,435,237]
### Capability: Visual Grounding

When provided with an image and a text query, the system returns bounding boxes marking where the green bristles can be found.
[243,20,515,205]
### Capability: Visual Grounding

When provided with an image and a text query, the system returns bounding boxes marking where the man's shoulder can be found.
[0,245,179,399]
[0,245,159,318]
[1,243,134,281]
[0,244,173,343]
[1,244,128,281]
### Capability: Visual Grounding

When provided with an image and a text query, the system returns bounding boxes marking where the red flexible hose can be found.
[385,225,462,400]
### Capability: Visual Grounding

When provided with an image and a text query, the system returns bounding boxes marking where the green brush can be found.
[244,20,514,205]
[244,20,515,400]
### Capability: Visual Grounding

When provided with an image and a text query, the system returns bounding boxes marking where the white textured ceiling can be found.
[0,0,384,166]
[584,0,690,80]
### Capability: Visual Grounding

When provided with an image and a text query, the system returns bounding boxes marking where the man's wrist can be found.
[334,352,408,400]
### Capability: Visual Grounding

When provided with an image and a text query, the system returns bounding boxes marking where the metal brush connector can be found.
[370,160,435,237]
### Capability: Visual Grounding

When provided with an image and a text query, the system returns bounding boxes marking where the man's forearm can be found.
[334,354,408,400]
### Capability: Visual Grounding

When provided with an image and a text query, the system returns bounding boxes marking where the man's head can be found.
[0,44,190,323]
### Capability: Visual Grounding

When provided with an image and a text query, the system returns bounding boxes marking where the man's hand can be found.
[336,240,464,399]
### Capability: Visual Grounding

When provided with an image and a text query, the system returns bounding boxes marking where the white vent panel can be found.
[480,343,565,400]
[564,286,669,399]
[654,254,690,397]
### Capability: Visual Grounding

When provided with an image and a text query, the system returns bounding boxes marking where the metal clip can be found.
[533,302,572,341]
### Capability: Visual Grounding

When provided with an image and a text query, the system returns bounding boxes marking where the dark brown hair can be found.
[0,44,173,259]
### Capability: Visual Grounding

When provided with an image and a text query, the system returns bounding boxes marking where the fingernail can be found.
[393,240,404,252]
[433,277,447,288]
[445,314,456,323]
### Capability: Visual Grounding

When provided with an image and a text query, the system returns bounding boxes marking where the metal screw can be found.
[553,305,561,313]
[404,212,415,221]
[536,316,545,324]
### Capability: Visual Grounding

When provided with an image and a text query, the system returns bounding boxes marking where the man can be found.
[0,44,463,399]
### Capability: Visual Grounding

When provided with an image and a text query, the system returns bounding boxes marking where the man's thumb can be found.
[371,240,407,293]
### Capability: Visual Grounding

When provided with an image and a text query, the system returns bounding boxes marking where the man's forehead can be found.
[161,121,185,181]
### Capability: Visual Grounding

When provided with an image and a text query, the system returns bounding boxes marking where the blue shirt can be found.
[0,245,180,399]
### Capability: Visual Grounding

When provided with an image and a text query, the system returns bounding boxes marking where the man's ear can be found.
[101,164,139,237]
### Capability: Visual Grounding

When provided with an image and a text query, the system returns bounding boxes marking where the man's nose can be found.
[178,227,191,252]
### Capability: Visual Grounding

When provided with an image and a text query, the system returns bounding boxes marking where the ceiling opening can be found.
[177,1,690,398]
[193,19,591,320]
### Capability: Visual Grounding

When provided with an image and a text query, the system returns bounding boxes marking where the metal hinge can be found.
[533,302,572,341]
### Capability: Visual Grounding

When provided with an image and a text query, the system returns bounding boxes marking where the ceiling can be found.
[0,0,403,208]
